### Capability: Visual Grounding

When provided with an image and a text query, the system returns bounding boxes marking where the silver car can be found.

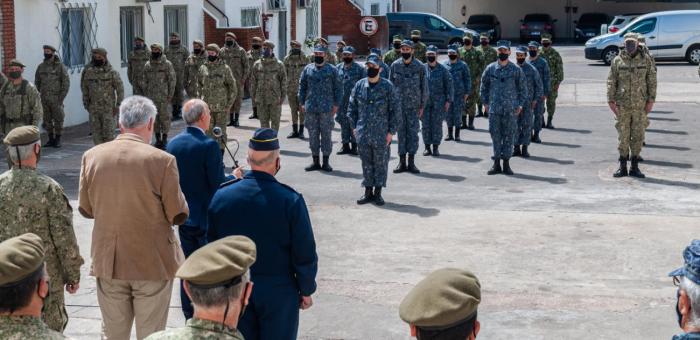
[585,10,700,65]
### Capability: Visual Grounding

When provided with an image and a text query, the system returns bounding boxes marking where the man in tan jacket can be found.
[78,95,189,340]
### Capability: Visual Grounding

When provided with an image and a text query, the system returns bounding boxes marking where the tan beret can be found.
[92,48,107,56]
[177,236,256,286]
[624,32,639,42]
[206,43,221,53]
[399,268,481,329]
[43,45,57,52]
[150,43,163,51]
[134,36,145,42]
[226,32,237,39]
[170,32,180,38]
[317,37,329,45]
[252,36,263,43]
[3,126,40,146]
[0,233,45,287]
[290,40,301,48]
[8,59,25,68]
[263,40,275,49]
[193,40,204,47]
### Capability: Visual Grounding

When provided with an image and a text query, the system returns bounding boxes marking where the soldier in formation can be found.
[477,33,498,118]
[183,40,207,99]
[422,45,453,157]
[459,33,483,131]
[444,43,471,142]
[347,54,399,206]
[127,36,150,96]
[514,46,543,158]
[250,40,286,131]
[221,32,249,127]
[0,126,83,332]
[284,40,308,139]
[143,43,177,149]
[316,37,337,65]
[383,35,403,65]
[540,33,564,129]
[248,37,264,120]
[480,40,527,176]
[335,40,346,63]
[0,60,42,140]
[199,44,237,152]
[411,30,428,63]
[164,32,188,121]
[80,48,123,145]
[35,45,69,148]
[369,48,390,79]
[336,46,366,156]
[527,41,551,143]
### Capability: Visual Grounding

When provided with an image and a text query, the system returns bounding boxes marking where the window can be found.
[164,6,187,45]
[267,0,285,10]
[626,18,656,35]
[241,7,261,27]
[59,4,97,70]
[120,7,144,65]
[370,3,380,16]
[426,16,447,31]
[306,0,319,39]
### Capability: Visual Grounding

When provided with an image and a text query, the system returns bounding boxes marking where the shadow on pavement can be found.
[553,127,592,134]
[455,139,491,147]
[322,170,364,180]
[641,177,700,190]
[378,202,440,217]
[648,117,680,122]
[234,125,259,131]
[524,156,575,165]
[435,154,482,163]
[646,129,688,135]
[643,159,694,169]
[540,141,582,149]
[649,110,674,114]
[414,171,466,182]
[281,150,312,158]
[512,173,567,184]
[644,144,691,151]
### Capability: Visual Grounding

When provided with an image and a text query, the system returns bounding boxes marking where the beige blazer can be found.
[79,133,189,280]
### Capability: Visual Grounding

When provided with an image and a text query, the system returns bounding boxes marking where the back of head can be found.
[119,96,157,129]
[0,233,46,314]
[183,99,209,125]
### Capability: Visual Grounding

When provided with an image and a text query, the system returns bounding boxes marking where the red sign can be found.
[360,17,379,37]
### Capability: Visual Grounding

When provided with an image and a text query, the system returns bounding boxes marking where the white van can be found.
[584,10,700,65]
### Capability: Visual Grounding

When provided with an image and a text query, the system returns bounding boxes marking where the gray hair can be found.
[183,99,209,125]
[119,96,157,129]
[8,141,39,163]
[248,149,280,167]
[681,277,700,328]
[188,271,250,309]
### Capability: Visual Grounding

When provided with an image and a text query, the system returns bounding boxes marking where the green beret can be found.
[399,268,481,329]
[624,32,639,41]
[8,59,25,68]
[150,43,163,51]
[43,45,57,52]
[392,35,403,43]
[3,126,40,146]
[0,233,45,287]
[92,48,107,56]
[134,36,145,42]
[411,30,421,37]
[193,40,204,47]
[206,43,220,53]
[226,32,237,39]
[177,236,256,287]
[541,33,553,42]
[263,40,275,49]
[170,32,180,38]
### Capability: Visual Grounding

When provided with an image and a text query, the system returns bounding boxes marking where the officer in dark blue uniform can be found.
[207,128,318,340]
[669,240,700,340]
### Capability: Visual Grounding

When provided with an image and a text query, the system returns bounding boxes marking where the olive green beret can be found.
[399,268,481,329]
[541,33,553,42]
[193,40,204,47]
[170,32,180,38]
[263,40,275,49]
[226,32,237,39]
[43,45,57,52]
[411,30,421,37]
[206,43,220,53]
[392,35,403,43]
[177,236,256,287]
[0,233,45,287]
[92,48,107,56]
[134,36,145,42]
[8,59,25,68]
[624,32,639,41]
[252,36,263,43]
[150,43,163,51]
[3,126,40,146]
[290,40,301,47]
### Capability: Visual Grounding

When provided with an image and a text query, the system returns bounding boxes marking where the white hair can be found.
[8,141,39,163]
[681,276,700,328]
[183,99,209,125]
[119,96,157,129]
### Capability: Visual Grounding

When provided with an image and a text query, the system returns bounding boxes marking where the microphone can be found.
[212,126,223,138]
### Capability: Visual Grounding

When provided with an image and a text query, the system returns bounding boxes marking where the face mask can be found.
[262,49,272,58]
[393,43,401,50]
[44,53,53,60]
[427,55,436,63]
[135,44,145,50]
[542,42,551,48]
[313,55,324,65]
[625,41,638,55]
[480,41,489,47]
[516,57,526,64]
[401,53,412,60]
[498,53,509,61]
[151,52,162,60]
[252,44,261,50]
[412,37,420,43]
[367,67,380,78]
[291,48,301,55]
[528,50,537,58]
[225,40,234,47]
[463,40,472,47]
[676,290,684,328]
[92,59,104,67]
[448,54,458,61]
[343,57,353,64]
[8,71,21,79]
[208,55,218,62]
[193,48,202,54]
[170,40,180,46]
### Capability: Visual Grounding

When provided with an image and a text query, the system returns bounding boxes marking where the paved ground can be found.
[7,46,699,339]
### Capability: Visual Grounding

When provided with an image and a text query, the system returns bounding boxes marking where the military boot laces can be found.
[373,186,385,206]
[629,157,645,178]
[613,158,628,178]
[357,187,374,205]
[487,159,502,175]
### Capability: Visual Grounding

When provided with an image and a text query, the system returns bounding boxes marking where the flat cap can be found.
[177,236,256,287]
[92,48,107,56]
[496,40,511,50]
[43,45,57,52]
[134,36,145,42]
[170,31,180,38]
[541,33,553,42]
[314,45,327,53]
[670,240,700,286]
[249,128,279,151]
[4,126,40,146]
[528,41,540,48]
[0,233,45,287]
[317,37,328,45]
[225,32,237,39]
[399,268,481,329]
[342,46,356,54]
[427,45,438,54]
[290,40,302,48]
[263,40,275,49]
[366,54,380,66]
[150,43,163,51]
[8,59,25,68]
[624,32,639,42]
[516,46,528,54]
[206,43,220,53]
[447,44,459,53]
[411,29,422,37]
[252,36,263,43]
[401,39,414,49]
[392,35,403,43]
[193,39,204,47]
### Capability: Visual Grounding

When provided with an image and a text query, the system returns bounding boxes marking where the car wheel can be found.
[603,47,619,65]
[686,44,700,65]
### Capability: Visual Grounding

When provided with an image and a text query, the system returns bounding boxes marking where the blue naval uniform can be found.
[673,333,700,340]
[208,171,318,340]
[336,61,366,144]
[298,63,343,156]
[480,60,527,160]
[347,78,400,187]
[443,59,471,129]
[516,61,543,146]
[390,58,429,155]
[378,60,390,79]
[422,62,453,145]
[528,56,551,132]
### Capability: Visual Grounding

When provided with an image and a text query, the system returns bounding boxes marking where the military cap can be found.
[193,40,204,48]
[392,35,403,43]
[43,45,57,52]
[252,36,263,43]
[426,45,438,54]
[263,40,275,49]
[401,39,414,49]
[624,32,639,42]
[3,126,40,146]
[225,32,237,39]
[92,48,107,56]
[314,45,327,53]
[528,41,540,48]
[134,36,145,42]
[638,36,647,44]
[541,33,553,42]
[463,34,473,41]
[370,47,382,56]
[206,43,221,53]
[496,40,511,50]
[249,128,280,151]
[516,46,528,54]
[8,59,25,68]
[669,240,700,286]
[317,37,329,45]
[290,40,302,48]
[447,44,459,53]
[337,40,347,46]
[399,268,481,329]
[0,233,45,287]
[342,46,356,54]
[411,29,422,37]
[150,43,163,51]
[366,54,380,66]
[177,236,256,287]
[170,32,180,38]
[479,32,490,39]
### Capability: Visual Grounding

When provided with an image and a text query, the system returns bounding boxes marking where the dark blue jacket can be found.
[166,126,226,229]
[207,171,318,296]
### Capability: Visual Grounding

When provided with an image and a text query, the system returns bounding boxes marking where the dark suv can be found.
[575,13,611,42]
[520,13,556,42]
[466,14,501,41]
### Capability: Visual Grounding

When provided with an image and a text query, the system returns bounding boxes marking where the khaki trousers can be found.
[97,278,173,340]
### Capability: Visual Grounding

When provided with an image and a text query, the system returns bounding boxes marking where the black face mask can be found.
[676,290,684,328]
[193,48,202,55]
[367,67,380,78]
[170,40,180,46]
[92,59,104,67]
[448,54,458,61]
[225,40,234,47]
[401,53,412,60]
[151,52,162,60]
[463,40,472,47]
[208,55,218,62]
[44,53,53,60]
[393,43,401,50]
[291,48,301,55]
[134,44,145,50]
[8,71,21,80]
[480,41,489,47]
[625,41,638,55]
[516,58,526,65]
[528,50,537,58]
[313,55,324,65]
[252,45,261,50]
[427,55,436,63]
[343,57,353,64]
[412,37,420,43]
[542,42,552,48]
[498,53,509,61]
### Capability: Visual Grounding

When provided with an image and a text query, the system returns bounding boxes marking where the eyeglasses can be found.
[673,276,681,287]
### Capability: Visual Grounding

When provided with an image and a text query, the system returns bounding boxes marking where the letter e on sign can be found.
[360,17,379,37]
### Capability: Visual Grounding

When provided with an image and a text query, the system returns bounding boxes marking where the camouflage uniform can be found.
[480,61,527,160]
[323,49,337,66]
[540,45,564,120]
[80,58,124,145]
[459,45,484,122]
[422,62,453,145]
[250,54,286,131]
[336,61,366,145]
[184,49,207,98]
[247,46,263,116]
[0,80,42,135]
[347,78,400,187]
[127,46,150,95]
[199,56,237,150]
[164,39,189,110]
[143,52,176,141]
[383,49,402,66]
[528,56,551,134]
[443,59,470,129]
[516,61,543,147]
[34,55,69,137]
[0,167,83,332]
[477,43,498,115]
[220,39,250,116]
[0,316,67,339]
[411,31,428,63]
[283,49,308,132]
[389,58,428,156]
[144,318,244,340]
[0,72,7,89]
[298,63,342,157]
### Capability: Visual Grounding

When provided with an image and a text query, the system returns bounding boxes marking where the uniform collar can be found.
[244,170,278,182]
[186,318,244,338]
[186,126,205,135]
[0,315,47,328]
[116,133,146,144]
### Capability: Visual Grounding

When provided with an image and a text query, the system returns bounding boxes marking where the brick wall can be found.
[290,6,297,41]
[203,11,265,50]
[321,0,388,55]
[1,0,16,72]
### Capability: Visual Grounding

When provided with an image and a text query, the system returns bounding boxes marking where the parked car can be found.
[575,13,611,42]
[585,10,700,65]
[387,12,478,49]
[465,14,501,41]
[520,13,556,42]
[608,13,643,34]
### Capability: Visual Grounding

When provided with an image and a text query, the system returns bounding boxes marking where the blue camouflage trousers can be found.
[446,98,464,129]
[533,98,545,132]
[359,143,390,187]
[421,103,445,145]
[336,104,356,144]
[398,107,420,155]
[515,104,534,146]
[489,111,517,160]
[305,112,335,156]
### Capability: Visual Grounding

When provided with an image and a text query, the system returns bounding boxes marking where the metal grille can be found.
[164,6,188,45]
[305,0,318,39]
[371,3,380,16]
[267,0,285,11]
[56,2,98,73]
[120,7,144,65]
[241,7,261,27]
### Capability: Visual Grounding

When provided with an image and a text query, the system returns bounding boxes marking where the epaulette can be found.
[219,177,242,188]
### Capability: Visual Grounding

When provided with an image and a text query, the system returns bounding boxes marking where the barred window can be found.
[120,7,144,65]
[58,3,97,71]
[371,3,380,16]
[305,0,319,39]
[241,7,261,27]
[164,6,188,45]
[267,0,285,10]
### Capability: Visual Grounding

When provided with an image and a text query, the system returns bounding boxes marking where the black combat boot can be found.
[521,145,530,158]
[233,113,240,127]
[373,186,385,206]
[337,143,351,155]
[532,131,542,143]
[172,105,182,121]
[161,134,168,150]
[154,133,162,149]
[298,124,305,139]
[637,155,644,162]
[444,127,454,141]
[53,135,62,148]
[350,143,358,155]
[460,116,468,130]
[422,144,432,156]
[613,157,628,178]
[477,105,483,117]
[502,158,514,175]
[487,159,502,175]
[321,155,333,172]
[513,145,522,157]
[546,116,555,129]
[629,156,645,178]
[407,154,420,174]
[43,134,55,147]
[305,156,321,171]
[468,116,475,130]
[454,128,461,141]
[227,113,235,126]
[249,107,258,119]
[432,144,440,157]
[288,124,299,139]
[357,187,374,205]
[393,155,407,173]
[483,109,489,118]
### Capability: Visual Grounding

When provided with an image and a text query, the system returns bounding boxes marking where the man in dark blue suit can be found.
[208,128,318,340]
[166,98,235,319]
